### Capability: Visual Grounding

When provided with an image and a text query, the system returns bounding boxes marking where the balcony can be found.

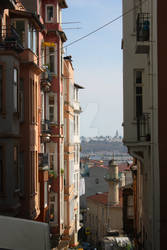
[0,25,24,53]
[38,153,49,170]
[137,113,151,141]
[41,121,51,143]
[136,13,150,54]
[41,69,52,92]
[104,173,120,183]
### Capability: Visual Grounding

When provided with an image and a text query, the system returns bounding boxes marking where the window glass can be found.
[47,6,54,22]
[50,203,54,221]
[135,70,143,118]
[15,20,25,46]
[49,96,54,122]
[49,47,55,72]
[44,182,48,208]
[13,68,18,112]
[49,154,54,170]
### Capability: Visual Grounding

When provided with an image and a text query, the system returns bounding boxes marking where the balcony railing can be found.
[0,25,24,53]
[137,113,151,141]
[136,13,150,54]
[41,121,51,143]
[41,68,52,92]
[38,153,49,170]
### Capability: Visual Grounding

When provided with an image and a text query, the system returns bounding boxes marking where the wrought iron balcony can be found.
[137,113,151,141]
[136,13,150,54]
[41,69,52,92]
[38,153,49,170]
[41,121,51,143]
[0,25,24,52]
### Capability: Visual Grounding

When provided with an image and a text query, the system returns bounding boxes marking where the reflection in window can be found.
[46,6,54,22]
[13,68,18,112]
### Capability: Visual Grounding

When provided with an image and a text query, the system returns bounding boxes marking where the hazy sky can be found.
[63,0,122,137]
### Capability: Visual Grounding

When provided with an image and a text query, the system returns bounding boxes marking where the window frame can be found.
[134,69,144,119]
[45,4,54,23]
[14,145,20,190]
[13,67,19,113]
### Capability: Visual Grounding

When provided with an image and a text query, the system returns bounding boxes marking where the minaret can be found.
[104,159,120,206]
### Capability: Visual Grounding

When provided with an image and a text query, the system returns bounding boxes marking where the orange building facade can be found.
[0,0,82,249]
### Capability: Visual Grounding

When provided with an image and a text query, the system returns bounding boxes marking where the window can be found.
[69,159,74,185]
[50,203,54,221]
[14,145,19,189]
[69,118,74,144]
[49,47,55,72]
[46,46,57,74]
[49,96,54,122]
[41,92,44,122]
[13,68,18,112]
[20,151,24,193]
[64,160,67,185]
[135,70,143,118]
[70,199,74,223]
[60,95,64,125]
[0,146,4,193]
[127,195,134,218]
[49,153,54,170]
[46,5,54,23]
[14,20,25,46]
[69,81,74,104]
[44,182,48,208]
[20,79,24,122]
[28,24,37,54]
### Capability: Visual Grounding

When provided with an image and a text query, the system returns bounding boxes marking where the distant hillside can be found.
[81,140,127,154]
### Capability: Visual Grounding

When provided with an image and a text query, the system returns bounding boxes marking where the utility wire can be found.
[2,0,147,67]
[35,0,148,63]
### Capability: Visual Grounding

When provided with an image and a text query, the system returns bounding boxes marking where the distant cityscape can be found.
[80,130,122,143]
[80,130,132,164]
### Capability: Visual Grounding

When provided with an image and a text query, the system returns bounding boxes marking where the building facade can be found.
[0,1,82,249]
[63,56,83,248]
[0,0,48,220]
[122,0,167,249]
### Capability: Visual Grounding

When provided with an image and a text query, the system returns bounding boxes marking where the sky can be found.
[63,0,123,137]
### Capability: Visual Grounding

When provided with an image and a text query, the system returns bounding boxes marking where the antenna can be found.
[62,22,81,24]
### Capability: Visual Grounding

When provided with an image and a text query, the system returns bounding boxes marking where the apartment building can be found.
[122,0,167,249]
[63,56,83,248]
[0,0,49,220]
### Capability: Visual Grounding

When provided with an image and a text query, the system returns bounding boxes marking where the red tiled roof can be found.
[87,190,122,207]
[118,163,131,172]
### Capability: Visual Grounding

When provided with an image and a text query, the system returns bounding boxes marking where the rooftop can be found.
[87,190,122,207]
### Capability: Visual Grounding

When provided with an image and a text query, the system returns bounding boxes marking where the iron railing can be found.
[38,153,49,169]
[0,25,24,52]
[137,113,151,141]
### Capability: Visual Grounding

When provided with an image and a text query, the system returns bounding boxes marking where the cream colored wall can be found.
[86,199,123,244]
[123,0,159,249]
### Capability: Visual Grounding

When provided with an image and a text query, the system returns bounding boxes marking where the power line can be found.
[63,0,148,49]
[2,0,147,67]
[36,0,148,63]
